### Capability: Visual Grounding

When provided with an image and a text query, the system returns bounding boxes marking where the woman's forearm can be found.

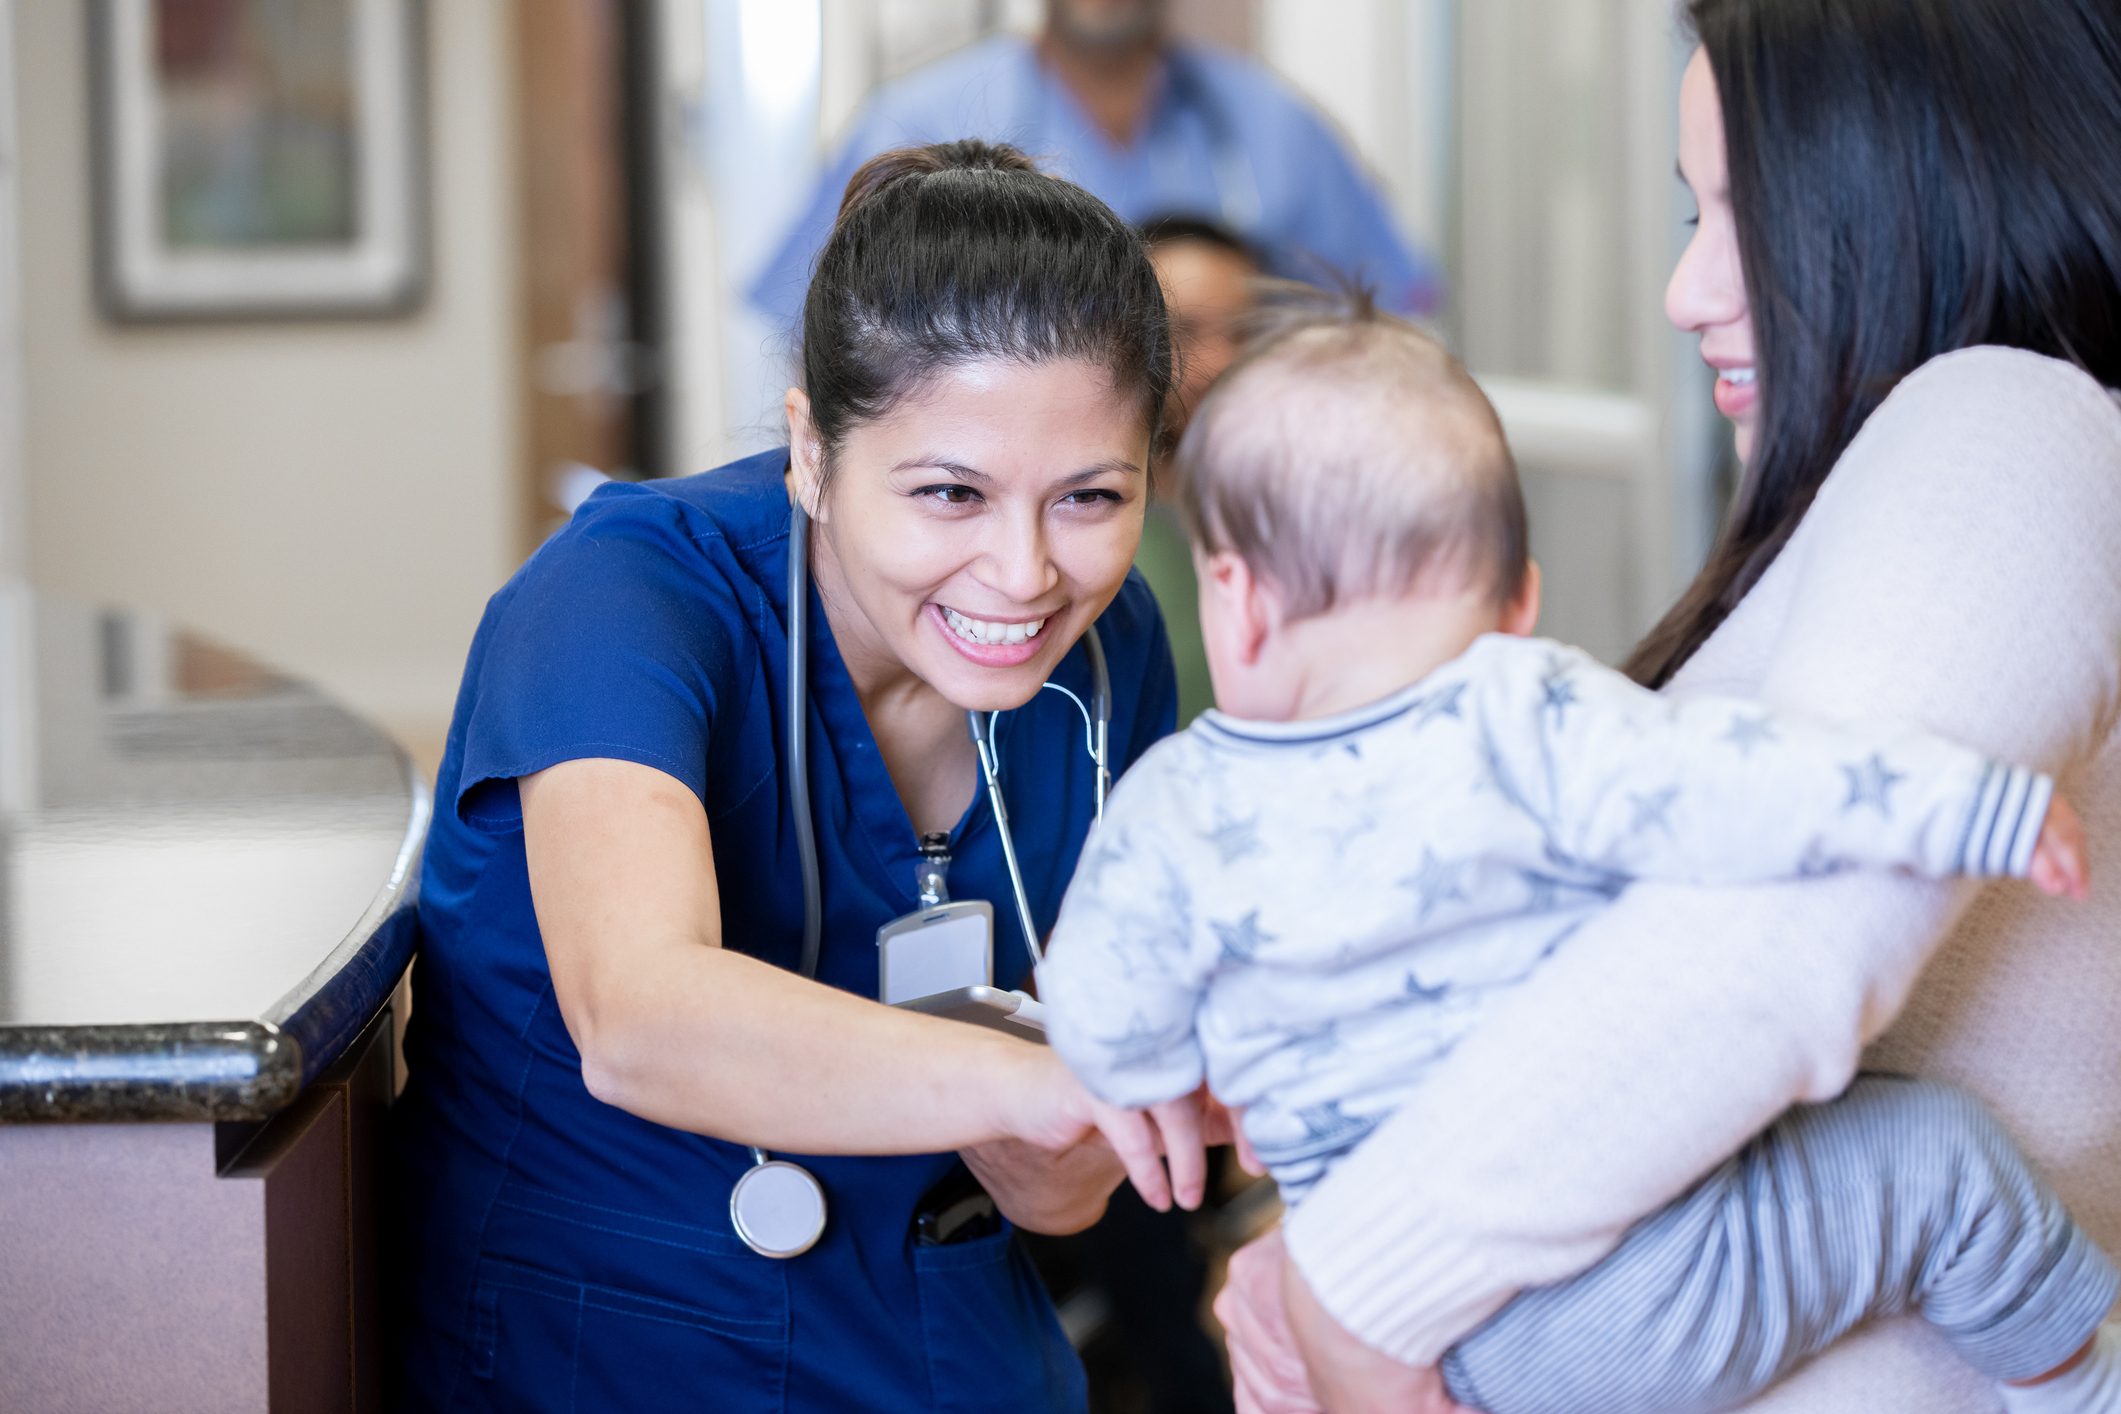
[524,758,1088,1159]
[576,938,1056,1154]
[585,939,1128,1228]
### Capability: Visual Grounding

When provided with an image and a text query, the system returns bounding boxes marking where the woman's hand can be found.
[1215,1227,1467,1414]
[1283,1250,1469,1414]
[968,1050,1253,1232]
[961,1043,1122,1234]
[1217,1228,1323,1413]
[959,1128,1122,1235]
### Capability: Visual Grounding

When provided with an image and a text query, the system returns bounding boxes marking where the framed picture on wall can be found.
[90,0,427,322]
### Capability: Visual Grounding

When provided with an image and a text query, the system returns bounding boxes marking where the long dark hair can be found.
[800,140,1173,483]
[1627,0,2121,686]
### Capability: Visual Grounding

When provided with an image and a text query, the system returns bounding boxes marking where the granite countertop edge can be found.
[0,760,432,1125]
[0,1020,304,1122]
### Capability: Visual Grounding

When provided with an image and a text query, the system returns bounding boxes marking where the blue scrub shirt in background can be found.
[389,449,1177,1412]
[748,36,1440,332]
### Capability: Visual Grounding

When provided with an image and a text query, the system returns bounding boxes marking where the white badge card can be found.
[877,900,994,1006]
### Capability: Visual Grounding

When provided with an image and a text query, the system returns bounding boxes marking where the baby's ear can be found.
[1501,560,1543,637]
[1199,550,1273,666]
[1197,547,1241,594]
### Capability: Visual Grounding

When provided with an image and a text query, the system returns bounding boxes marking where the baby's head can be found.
[1174,284,1538,720]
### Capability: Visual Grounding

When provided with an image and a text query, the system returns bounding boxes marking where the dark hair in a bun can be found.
[831,138,1040,221]
[801,139,1173,482]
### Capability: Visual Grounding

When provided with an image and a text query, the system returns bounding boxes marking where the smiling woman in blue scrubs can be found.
[387,141,1182,1412]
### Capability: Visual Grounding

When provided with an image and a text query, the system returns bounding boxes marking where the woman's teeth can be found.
[1722,368,1757,386]
[943,607,1045,646]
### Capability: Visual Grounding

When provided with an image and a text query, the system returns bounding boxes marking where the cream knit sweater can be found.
[1284,346,2121,1412]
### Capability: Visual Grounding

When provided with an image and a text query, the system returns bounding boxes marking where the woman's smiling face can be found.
[790,357,1150,713]
[1667,47,1761,463]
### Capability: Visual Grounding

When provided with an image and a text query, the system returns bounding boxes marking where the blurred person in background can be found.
[1137,214,1263,727]
[1149,216,1263,439]
[747,0,1438,336]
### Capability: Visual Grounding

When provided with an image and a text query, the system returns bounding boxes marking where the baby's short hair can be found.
[1173,283,1528,618]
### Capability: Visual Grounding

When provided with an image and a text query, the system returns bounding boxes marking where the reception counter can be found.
[0,584,429,1412]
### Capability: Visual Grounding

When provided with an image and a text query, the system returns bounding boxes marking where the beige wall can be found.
[14,1,522,758]
[0,5,25,582]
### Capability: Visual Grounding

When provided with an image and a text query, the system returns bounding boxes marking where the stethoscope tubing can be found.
[970,709,1047,969]
[788,498,827,983]
[785,495,1110,974]
[752,495,1111,1258]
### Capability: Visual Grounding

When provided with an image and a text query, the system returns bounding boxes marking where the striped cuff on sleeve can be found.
[1957,764,2056,878]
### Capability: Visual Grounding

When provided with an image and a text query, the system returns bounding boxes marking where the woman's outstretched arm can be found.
[1280,349,2121,1368]
[525,756,1124,1232]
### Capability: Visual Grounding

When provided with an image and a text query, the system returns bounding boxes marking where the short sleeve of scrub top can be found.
[452,485,748,830]
[390,448,1178,1414]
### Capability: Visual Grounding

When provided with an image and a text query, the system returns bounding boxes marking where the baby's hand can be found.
[1091,1090,1209,1213]
[2031,794,2090,900]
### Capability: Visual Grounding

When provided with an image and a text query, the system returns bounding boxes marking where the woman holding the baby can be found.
[1216,0,2121,1409]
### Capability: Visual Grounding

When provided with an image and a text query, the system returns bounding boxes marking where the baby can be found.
[1039,288,2119,1414]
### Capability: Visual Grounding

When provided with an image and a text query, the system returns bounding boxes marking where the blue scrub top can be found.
[389,449,1177,1413]
[748,36,1440,332]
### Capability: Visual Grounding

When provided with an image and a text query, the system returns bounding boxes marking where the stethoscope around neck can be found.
[727,496,1113,1259]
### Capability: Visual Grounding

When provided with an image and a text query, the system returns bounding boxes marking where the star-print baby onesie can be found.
[1039,633,2054,1201]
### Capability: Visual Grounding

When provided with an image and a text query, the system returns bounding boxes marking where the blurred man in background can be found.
[748,0,1438,332]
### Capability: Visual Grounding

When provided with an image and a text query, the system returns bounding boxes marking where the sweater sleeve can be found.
[1284,348,2121,1365]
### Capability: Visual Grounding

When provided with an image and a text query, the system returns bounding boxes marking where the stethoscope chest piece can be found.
[731,1150,827,1259]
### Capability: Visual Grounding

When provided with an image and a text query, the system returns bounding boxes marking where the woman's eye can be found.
[1061,489,1123,508]
[917,484,981,506]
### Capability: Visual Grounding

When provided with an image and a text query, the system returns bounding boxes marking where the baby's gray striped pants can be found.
[1441,1075,2118,1414]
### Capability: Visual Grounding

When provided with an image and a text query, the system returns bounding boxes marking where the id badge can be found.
[877,900,993,1006]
